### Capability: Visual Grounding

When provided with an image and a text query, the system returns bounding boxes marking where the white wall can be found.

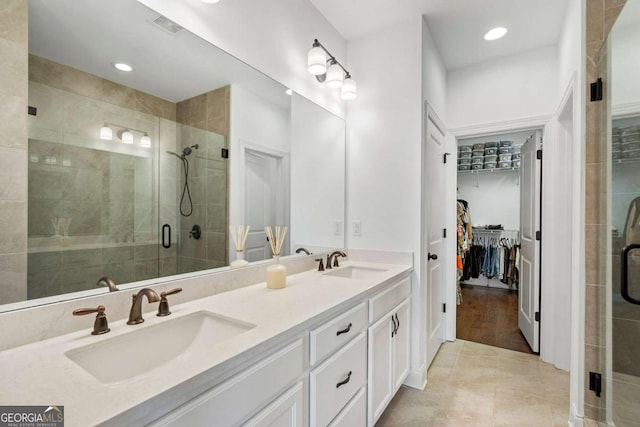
[346,17,425,384]
[421,17,447,122]
[228,85,291,260]
[612,23,640,110]
[457,173,520,230]
[290,93,345,250]
[137,0,346,118]
[447,45,559,130]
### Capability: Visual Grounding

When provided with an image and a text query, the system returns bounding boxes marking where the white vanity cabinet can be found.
[150,339,305,427]
[367,277,411,426]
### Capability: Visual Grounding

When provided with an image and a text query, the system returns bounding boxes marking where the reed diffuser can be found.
[265,226,288,289]
[229,225,250,269]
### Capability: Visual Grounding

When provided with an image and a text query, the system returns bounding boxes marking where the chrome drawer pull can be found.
[336,371,352,388]
[336,323,353,336]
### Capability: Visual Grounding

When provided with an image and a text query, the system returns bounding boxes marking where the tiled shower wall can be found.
[0,1,28,304]
[27,56,176,297]
[584,0,627,422]
[175,88,230,271]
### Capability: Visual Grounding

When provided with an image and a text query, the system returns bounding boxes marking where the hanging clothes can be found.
[461,228,520,289]
[456,199,473,304]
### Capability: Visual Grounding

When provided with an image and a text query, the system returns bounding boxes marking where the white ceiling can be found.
[29,0,290,106]
[310,0,570,70]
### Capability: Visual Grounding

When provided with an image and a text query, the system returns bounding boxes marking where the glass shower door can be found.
[610,116,640,426]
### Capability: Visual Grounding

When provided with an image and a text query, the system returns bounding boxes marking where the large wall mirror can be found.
[1,0,345,310]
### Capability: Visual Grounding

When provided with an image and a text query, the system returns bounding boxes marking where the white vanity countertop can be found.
[0,261,412,427]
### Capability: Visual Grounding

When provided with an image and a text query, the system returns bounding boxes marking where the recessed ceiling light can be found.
[285,89,293,96]
[484,27,508,41]
[113,63,133,72]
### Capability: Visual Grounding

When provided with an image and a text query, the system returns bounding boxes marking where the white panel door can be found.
[392,299,410,391]
[519,132,541,352]
[425,111,446,367]
[367,314,393,426]
[244,150,277,262]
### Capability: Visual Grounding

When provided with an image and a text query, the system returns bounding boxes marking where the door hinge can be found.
[442,303,446,313]
[221,148,229,159]
[535,230,541,241]
[443,153,451,164]
[590,78,603,102]
[536,149,542,160]
[589,372,602,397]
[443,228,447,238]
[28,106,37,116]
[534,311,540,322]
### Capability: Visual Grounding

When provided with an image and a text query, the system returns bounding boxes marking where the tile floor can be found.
[376,340,570,426]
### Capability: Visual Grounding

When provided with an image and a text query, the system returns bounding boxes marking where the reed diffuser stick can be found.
[265,226,287,255]
[230,225,250,251]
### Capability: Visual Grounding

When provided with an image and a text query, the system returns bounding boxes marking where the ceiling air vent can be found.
[152,15,183,34]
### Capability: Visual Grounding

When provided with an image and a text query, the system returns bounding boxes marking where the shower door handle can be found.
[621,244,640,305]
[162,224,171,249]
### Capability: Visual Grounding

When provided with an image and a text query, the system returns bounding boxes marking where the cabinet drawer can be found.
[369,276,410,323]
[310,302,367,365]
[152,339,304,427]
[310,332,366,427]
[328,387,366,427]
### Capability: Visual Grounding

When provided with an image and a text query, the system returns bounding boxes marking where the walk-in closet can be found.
[455,129,542,354]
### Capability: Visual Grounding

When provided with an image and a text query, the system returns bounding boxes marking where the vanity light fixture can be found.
[113,62,133,72]
[484,27,508,41]
[140,133,151,148]
[307,39,356,100]
[100,122,151,147]
[100,124,113,140]
[121,130,134,144]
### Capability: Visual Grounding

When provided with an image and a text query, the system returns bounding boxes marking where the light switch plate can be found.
[352,221,361,236]
[333,220,343,235]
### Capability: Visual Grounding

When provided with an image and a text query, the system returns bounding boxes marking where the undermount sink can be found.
[324,265,388,280]
[65,311,256,384]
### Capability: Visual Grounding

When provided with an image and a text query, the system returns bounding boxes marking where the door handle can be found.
[621,244,640,305]
[395,313,400,334]
[162,224,171,249]
[428,253,438,260]
[391,314,397,337]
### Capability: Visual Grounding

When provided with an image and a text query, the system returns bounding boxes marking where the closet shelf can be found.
[458,167,520,175]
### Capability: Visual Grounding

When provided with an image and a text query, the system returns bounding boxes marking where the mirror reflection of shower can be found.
[166,144,199,217]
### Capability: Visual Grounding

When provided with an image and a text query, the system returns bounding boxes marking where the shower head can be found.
[166,150,183,160]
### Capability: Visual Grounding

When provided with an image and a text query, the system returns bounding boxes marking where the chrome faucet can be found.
[127,288,160,325]
[326,251,347,269]
[96,276,119,292]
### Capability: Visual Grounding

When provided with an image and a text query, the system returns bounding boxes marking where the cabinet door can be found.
[367,313,393,426]
[243,382,304,427]
[392,299,411,391]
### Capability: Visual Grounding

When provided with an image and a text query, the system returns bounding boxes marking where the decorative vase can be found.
[231,250,249,269]
[266,255,287,289]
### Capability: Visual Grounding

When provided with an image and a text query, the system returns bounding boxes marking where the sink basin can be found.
[65,311,255,383]
[324,265,388,280]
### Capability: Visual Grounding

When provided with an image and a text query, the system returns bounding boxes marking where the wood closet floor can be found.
[456,284,534,354]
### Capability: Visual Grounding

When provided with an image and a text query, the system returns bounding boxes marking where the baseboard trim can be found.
[569,403,584,427]
[403,367,427,390]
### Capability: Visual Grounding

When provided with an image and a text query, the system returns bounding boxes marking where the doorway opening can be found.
[454,128,543,354]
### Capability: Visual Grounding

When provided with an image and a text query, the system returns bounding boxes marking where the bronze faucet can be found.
[73,305,110,335]
[127,288,160,325]
[157,288,183,317]
[296,247,311,255]
[326,251,347,269]
[96,276,119,292]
